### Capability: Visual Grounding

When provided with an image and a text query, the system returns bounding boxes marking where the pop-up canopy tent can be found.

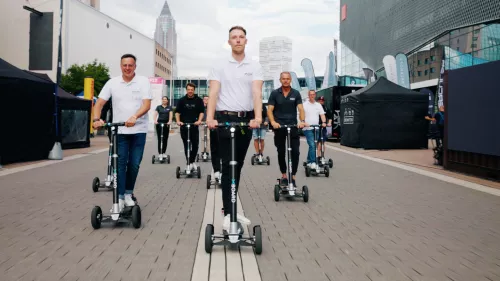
[0,58,55,164]
[340,77,428,149]
[24,71,91,149]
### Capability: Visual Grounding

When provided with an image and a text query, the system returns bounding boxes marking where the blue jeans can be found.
[117,133,146,199]
[303,130,318,164]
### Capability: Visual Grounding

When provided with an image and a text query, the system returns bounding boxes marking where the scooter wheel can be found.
[206,175,211,189]
[152,155,155,164]
[91,206,102,229]
[197,166,201,179]
[324,166,330,178]
[205,224,214,253]
[131,205,141,229]
[251,155,255,165]
[274,185,280,202]
[303,161,307,167]
[92,177,100,192]
[167,156,171,164]
[305,167,310,177]
[302,186,309,203]
[328,159,333,168]
[176,167,180,179]
[253,225,262,255]
[266,156,270,165]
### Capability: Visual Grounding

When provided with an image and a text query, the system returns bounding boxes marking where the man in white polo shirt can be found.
[206,25,263,231]
[93,54,152,210]
[302,90,326,169]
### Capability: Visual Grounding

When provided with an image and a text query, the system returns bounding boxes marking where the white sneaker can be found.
[111,199,125,213]
[222,215,230,231]
[237,213,251,225]
[306,163,312,168]
[214,172,221,181]
[124,194,136,207]
[191,163,198,170]
[310,163,317,169]
[186,164,191,172]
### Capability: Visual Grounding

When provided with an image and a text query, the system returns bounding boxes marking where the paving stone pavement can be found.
[238,135,500,281]
[2,131,500,281]
[0,134,208,281]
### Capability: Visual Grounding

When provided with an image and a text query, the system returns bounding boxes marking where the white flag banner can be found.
[382,55,398,84]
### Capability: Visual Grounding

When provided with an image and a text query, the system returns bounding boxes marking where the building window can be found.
[130,34,132,39]
[430,67,435,73]
[474,29,480,34]
[471,43,477,48]
[424,70,428,75]
[418,71,421,76]
[417,60,421,65]
[430,55,435,61]
[106,23,109,28]
[473,37,478,41]
[424,58,429,64]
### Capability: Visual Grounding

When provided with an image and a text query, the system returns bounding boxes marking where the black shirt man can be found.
[175,83,205,169]
[267,72,306,187]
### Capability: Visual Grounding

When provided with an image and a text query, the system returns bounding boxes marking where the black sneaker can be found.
[292,179,297,187]
[280,177,288,186]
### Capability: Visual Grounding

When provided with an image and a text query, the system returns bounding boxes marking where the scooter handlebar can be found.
[215,122,250,128]
[102,122,126,127]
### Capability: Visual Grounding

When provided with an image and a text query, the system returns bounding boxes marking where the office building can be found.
[259,36,293,86]
[154,1,177,77]
[154,42,173,80]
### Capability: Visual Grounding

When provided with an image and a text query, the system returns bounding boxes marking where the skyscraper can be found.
[154,1,177,77]
[259,37,292,88]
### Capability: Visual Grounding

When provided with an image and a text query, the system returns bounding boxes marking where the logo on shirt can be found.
[185,104,196,109]
[290,98,295,101]
[244,72,253,76]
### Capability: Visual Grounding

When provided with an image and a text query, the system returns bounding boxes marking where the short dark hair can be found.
[186,82,196,89]
[162,96,168,100]
[121,54,136,62]
[229,26,246,35]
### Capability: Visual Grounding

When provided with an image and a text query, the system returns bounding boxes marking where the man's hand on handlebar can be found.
[93,119,105,129]
[125,116,137,127]
[249,118,261,129]
[271,121,280,129]
[177,121,184,126]
[206,119,218,129]
[194,121,202,126]
[298,121,306,129]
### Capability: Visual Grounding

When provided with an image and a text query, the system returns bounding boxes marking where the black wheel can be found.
[152,155,155,164]
[302,186,309,203]
[328,159,333,168]
[205,224,214,253]
[251,155,255,165]
[266,156,270,165]
[167,155,170,164]
[131,205,141,228]
[253,225,262,255]
[176,166,180,179]
[197,166,201,179]
[324,166,330,178]
[303,161,307,167]
[91,206,102,229]
[274,185,280,202]
[92,177,100,192]
[305,167,310,177]
[206,175,211,189]
[196,154,199,162]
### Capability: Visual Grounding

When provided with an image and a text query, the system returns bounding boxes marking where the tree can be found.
[60,59,110,96]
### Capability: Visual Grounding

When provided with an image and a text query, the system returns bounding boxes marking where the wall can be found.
[154,42,172,80]
[0,0,154,81]
[65,0,154,79]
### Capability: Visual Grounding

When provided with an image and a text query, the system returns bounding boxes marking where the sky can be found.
[100,0,341,78]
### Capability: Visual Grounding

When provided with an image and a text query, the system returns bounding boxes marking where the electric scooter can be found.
[274,125,309,202]
[152,122,171,164]
[205,122,262,254]
[176,123,201,179]
[207,159,222,189]
[318,126,333,168]
[92,125,117,192]
[91,122,141,229]
[199,123,211,162]
[251,125,270,166]
[303,125,330,177]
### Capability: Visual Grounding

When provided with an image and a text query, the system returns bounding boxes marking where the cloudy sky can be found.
[100,0,340,77]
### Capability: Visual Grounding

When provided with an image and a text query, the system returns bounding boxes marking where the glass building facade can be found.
[165,77,208,107]
[340,41,368,78]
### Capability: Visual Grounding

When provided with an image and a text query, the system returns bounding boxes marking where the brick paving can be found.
[2,132,500,281]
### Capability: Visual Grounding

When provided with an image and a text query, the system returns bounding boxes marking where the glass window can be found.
[424,58,429,64]
[430,67,435,73]
[424,70,428,75]
[417,71,421,76]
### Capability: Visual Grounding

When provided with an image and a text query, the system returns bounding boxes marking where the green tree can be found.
[60,59,110,96]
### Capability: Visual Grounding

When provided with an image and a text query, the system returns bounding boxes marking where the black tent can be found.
[340,77,428,149]
[0,58,55,164]
[24,71,91,149]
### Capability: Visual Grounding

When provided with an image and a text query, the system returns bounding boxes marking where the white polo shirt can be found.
[302,100,325,131]
[207,55,264,111]
[99,75,153,134]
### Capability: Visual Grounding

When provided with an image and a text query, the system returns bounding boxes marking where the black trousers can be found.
[180,125,199,164]
[217,114,252,216]
[273,127,300,175]
[210,129,221,172]
[155,123,170,154]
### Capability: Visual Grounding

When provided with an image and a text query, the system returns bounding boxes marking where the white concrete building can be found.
[0,0,154,82]
[259,36,293,88]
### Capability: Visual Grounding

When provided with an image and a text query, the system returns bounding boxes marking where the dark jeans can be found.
[210,129,221,173]
[117,133,147,197]
[155,123,170,154]
[217,114,252,216]
[273,127,300,176]
[180,125,199,164]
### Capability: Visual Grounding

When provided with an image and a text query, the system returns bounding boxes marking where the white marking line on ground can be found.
[191,184,262,281]
[306,139,500,197]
